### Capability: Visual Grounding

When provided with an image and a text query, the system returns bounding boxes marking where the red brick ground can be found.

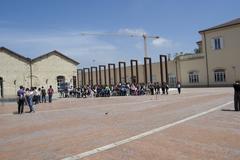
[0,88,239,160]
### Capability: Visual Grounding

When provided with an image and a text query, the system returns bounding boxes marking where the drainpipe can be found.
[175,59,178,83]
[29,59,33,88]
[176,55,182,84]
[203,32,210,87]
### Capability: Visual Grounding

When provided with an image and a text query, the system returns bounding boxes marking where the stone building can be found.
[31,50,79,91]
[0,47,30,98]
[0,47,79,98]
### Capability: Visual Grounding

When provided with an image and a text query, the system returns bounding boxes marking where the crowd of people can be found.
[17,85,54,114]
[16,80,240,114]
[16,82,182,114]
[58,82,182,99]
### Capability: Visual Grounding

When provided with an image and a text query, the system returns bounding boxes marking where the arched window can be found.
[214,69,225,82]
[189,71,199,83]
[0,77,3,98]
[57,76,65,89]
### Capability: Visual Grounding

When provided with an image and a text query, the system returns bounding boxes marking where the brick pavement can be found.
[0,88,239,160]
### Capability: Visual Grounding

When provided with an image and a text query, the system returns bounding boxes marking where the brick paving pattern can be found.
[0,88,239,160]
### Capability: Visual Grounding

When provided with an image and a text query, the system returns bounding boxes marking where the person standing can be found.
[166,83,169,95]
[33,87,38,105]
[177,81,181,94]
[149,83,154,95]
[25,88,35,113]
[233,81,240,111]
[156,82,161,94]
[37,88,41,103]
[17,86,25,114]
[41,86,46,103]
[161,82,166,95]
[48,85,54,103]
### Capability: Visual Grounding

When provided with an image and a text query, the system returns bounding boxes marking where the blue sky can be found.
[0,0,239,67]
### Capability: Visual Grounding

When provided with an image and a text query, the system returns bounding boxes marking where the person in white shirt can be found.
[177,82,181,94]
[25,87,35,113]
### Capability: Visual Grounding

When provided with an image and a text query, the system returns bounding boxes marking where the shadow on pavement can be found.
[221,109,237,112]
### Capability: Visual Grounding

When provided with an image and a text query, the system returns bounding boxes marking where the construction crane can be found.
[80,32,159,57]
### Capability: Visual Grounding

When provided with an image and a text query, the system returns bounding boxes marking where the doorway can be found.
[57,76,65,90]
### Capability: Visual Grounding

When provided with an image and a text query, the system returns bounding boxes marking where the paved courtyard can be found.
[0,88,239,160]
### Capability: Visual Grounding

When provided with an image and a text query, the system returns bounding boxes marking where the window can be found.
[168,74,176,87]
[214,69,225,82]
[211,37,223,50]
[189,71,199,83]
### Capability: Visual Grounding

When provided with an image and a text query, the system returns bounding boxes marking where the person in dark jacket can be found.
[233,81,240,111]
[17,86,25,114]
[161,82,166,95]
[41,86,46,103]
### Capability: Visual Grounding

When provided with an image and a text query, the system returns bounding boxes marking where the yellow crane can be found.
[80,32,159,57]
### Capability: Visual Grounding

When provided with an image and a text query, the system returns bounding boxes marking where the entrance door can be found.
[0,77,3,98]
[57,76,65,91]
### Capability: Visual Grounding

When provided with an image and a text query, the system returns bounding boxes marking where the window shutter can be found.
[220,37,224,49]
[211,38,215,50]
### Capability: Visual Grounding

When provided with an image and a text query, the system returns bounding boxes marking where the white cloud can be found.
[118,28,146,36]
[0,30,118,67]
[117,28,173,50]
[152,37,172,48]
[0,28,177,67]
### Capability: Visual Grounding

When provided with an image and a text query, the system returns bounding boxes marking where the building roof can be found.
[32,50,80,65]
[199,18,240,33]
[0,47,30,63]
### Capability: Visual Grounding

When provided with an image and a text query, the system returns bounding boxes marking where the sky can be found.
[0,0,239,67]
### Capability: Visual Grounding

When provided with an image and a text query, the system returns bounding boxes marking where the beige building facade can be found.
[0,48,79,98]
[199,19,240,86]
[80,18,240,88]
